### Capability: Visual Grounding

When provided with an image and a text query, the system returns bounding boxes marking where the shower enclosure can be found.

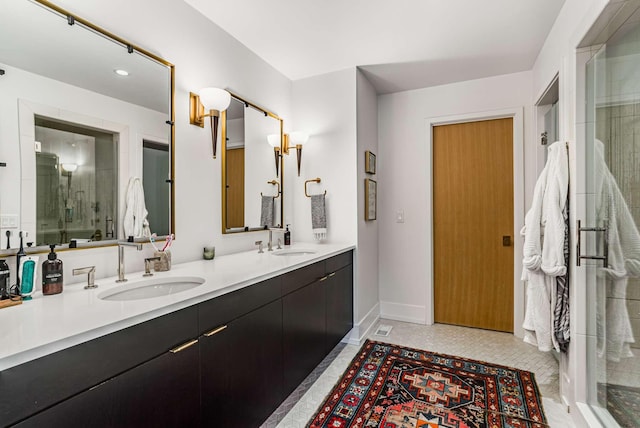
[584,11,640,427]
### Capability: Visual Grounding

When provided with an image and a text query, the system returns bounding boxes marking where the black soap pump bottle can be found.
[284,225,291,246]
[42,244,63,295]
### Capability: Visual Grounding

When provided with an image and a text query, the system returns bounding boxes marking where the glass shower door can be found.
[584,18,640,428]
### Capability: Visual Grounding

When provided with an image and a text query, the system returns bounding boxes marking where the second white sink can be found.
[272,249,317,256]
[98,276,205,301]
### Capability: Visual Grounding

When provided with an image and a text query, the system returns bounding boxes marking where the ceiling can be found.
[184,0,566,94]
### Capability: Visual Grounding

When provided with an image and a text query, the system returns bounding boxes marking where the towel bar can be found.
[304,177,327,198]
[261,180,281,198]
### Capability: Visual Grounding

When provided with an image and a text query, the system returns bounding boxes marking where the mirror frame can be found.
[221,92,284,234]
[1,0,176,255]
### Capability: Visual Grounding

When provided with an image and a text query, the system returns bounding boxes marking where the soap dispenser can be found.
[284,225,291,246]
[42,244,63,295]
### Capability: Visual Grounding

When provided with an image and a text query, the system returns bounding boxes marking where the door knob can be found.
[502,236,511,246]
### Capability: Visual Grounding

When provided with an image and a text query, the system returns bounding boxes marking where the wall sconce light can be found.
[287,131,308,177]
[189,87,231,159]
[268,131,309,177]
[267,134,281,177]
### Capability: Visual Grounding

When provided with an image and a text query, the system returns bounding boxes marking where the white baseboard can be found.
[344,302,380,346]
[380,301,426,324]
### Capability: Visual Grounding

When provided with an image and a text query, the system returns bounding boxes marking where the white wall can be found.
[289,69,357,245]
[4,0,293,286]
[529,0,609,422]
[377,71,533,325]
[355,70,380,340]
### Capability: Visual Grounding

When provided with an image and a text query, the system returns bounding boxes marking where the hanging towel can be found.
[260,195,275,228]
[311,193,327,241]
[554,196,570,352]
[123,177,151,239]
[521,141,569,353]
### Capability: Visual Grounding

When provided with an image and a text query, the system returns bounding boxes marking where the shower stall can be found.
[582,8,640,427]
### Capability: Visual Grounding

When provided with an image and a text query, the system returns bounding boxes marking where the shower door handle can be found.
[576,220,608,267]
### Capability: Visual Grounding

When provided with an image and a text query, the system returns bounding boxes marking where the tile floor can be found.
[265,319,576,427]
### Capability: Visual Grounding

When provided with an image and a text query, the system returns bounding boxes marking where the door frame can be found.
[426,107,525,336]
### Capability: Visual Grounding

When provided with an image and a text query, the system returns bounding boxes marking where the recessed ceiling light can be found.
[114,69,129,76]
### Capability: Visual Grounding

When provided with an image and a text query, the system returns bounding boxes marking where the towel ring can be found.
[304,177,327,198]
[261,180,281,198]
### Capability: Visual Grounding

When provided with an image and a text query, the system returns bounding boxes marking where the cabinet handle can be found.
[328,272,336,277]
[204,325,227,337]
[169,339,199,354]
[318,275,329,282]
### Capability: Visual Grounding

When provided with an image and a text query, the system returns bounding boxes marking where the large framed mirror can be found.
[0,0,175,252]
[221,93,284,233]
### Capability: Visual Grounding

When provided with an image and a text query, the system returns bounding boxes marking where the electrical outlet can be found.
[1,215,18,228]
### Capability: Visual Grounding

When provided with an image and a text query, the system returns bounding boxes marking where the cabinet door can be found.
[16,340,200,428]
[282,279,326,396]
[201,299,283,428]
[325,264,354,353]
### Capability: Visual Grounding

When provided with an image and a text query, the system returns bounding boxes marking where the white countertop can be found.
[0,242,354,371]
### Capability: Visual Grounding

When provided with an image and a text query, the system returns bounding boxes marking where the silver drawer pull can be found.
[204,325,227,337]
[318,275,329,282]
[328,272,336,277]
[577,220,608,267]
[169,339,198,354]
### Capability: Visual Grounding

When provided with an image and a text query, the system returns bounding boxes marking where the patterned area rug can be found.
[598,383,640,428]
[308,340,547,428]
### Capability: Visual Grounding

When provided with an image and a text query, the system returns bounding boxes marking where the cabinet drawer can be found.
[325,250,352,273]
[198,276,281,332]
[281,261,325,295]
[0,306,198,427]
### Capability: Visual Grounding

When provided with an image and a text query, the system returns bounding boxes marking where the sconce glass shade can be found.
[289,131,309,146]
[61,163,78,173]
[267,134,281,148]
[198,87,231,112]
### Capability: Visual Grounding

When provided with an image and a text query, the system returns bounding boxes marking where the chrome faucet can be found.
[116,241,143,283]
[268,228,284,251]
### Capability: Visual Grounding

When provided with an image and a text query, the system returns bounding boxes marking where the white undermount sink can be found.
[272,249,317,256]
[98,276,205,301]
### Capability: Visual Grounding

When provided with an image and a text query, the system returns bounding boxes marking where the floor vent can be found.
[374,325,393,337]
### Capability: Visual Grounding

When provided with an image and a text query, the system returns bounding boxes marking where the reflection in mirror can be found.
[0,0,175,252]
[221,93,284,233]
[35,117,118,246]
[143,140,170,236]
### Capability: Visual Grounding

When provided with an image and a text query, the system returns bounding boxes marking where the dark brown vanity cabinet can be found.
[199,276,283,428]
[282,250,353,397]
[15,341,200,428]
[3,306,200,428]
[3,250,353,428]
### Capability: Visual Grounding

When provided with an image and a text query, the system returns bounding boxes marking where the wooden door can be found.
[226,147,244,228]
[433,118,514,332]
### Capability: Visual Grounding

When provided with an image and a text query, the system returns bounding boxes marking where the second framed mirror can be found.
[221,93,284,233]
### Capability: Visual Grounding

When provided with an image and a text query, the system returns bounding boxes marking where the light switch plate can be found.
[396,210,405,223]
[1,215,18,228]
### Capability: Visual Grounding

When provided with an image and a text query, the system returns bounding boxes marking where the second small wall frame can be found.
[365,150,376,174]
[365,178,377,221]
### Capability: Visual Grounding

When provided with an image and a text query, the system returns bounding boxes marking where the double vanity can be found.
[0,243,354,427]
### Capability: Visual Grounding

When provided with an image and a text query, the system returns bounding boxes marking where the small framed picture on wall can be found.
[365,150,376,174]
[365,178,377,221]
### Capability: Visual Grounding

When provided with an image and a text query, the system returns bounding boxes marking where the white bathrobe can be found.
[594,140,640,361]
[521,141,569,352]
[123,177,151,239]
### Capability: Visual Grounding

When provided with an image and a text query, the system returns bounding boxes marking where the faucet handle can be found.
[277,238,282,250]
[143,257,162,277]
[73,266,97,289]
[255,240,264,254]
